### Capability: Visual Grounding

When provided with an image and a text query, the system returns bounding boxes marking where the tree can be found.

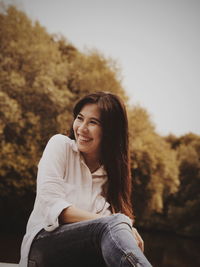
[166,133,200,236]
[128,105,179,226]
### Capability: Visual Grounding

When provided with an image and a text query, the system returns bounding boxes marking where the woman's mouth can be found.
[78,135,91,142]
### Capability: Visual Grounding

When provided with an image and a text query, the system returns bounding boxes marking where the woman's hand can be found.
[131,227,144,252]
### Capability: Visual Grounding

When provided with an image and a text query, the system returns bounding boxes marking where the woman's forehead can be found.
[80,103,101,118]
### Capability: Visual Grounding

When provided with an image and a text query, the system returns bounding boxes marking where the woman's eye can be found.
[77,115,83,120]
[90,120,97,125]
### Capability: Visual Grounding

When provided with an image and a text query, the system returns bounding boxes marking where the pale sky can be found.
[8,0,200,136]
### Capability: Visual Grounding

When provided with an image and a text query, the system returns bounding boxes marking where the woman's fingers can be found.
[132,227,144,252]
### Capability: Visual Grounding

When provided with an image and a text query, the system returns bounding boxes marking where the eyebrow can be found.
[78,112,101,123]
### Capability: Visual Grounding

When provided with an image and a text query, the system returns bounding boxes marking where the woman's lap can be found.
[29,217,109,266]
[28,215,122,267]
[28,214,151,267]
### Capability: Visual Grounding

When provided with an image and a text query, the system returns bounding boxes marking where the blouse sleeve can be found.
[36,134,72,231]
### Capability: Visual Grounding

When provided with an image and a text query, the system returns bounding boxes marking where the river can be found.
[142,231,200,267]
[0,231,199,266]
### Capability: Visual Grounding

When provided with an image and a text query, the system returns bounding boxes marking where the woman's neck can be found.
[81,153,101,173]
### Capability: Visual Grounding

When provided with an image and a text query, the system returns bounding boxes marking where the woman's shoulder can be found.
[47,134,77,152]
[49,134,71,143]
[38,134,78,166]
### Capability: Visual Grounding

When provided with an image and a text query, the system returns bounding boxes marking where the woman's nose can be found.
[79,121,88,132]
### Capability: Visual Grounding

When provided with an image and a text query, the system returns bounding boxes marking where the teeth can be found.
[79,136,91,142]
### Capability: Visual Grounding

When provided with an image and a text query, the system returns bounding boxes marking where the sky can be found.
[7,0,200,136]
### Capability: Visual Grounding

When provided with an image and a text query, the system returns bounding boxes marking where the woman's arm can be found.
[59,206,144,253]
[59,205,102,224]
[132,227,144,252]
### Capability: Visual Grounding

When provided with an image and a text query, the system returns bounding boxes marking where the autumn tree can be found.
[166,133,200,236]
[128,106,179,228]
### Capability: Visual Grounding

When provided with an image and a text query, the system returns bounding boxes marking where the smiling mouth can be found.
[78,135,91,142]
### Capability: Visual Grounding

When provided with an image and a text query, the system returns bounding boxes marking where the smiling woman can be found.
[19,92,152,267]
[72,103,103,172]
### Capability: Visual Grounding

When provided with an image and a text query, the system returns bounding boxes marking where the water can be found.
[0,231,199,266]
[0,234,22,264]
[141,231,200,267]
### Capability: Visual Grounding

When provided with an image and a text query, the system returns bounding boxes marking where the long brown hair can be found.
[69,92,134,220]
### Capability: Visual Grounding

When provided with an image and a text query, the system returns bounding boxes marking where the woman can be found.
[19,92,152,267]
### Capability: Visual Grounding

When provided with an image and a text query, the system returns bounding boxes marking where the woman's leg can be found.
[28,220,106,267]
[28,213,152,267]
[100,214,152,267]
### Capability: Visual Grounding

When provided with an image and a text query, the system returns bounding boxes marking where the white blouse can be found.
[19,134,111,266]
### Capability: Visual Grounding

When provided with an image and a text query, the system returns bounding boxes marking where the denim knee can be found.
[110,213,132,225]
[101,213,132,230]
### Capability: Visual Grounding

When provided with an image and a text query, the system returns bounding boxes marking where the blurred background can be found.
[0,0,199,266]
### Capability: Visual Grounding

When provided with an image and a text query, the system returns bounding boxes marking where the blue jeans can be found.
[28,213,152,267]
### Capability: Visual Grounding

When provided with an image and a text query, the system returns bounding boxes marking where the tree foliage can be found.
[166,133,200,236]
[128,106,179,220]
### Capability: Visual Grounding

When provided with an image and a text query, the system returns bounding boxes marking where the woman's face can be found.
[73,103,103,160]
